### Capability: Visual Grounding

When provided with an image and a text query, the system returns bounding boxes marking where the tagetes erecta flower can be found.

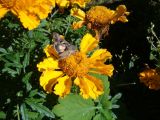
[70,5,129,39]
[139,68,160,90]
[37,33,114,99]
[56,0,91,8]
[0,0,55,30]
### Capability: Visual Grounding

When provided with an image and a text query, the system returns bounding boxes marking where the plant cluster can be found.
[3,0,158,120]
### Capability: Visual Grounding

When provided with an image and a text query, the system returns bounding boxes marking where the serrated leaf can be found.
[25,99,55,118]
[20,103,28,120]
[53,94,95,120]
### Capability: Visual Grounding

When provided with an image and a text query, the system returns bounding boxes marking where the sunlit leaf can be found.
[53,94,95,120]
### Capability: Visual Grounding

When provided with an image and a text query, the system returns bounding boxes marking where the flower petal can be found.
[29,0,55,19]
[90,49,112,62]
[44,45,59,58]
[37,57,59,72]
[39,70,63,92]
[80,33,98,53]
[18,11,40,30]
[111,5,129,24]
[56,0,69,8]
[70,8,85,20]
[90,64,114,77]
[0,4,9,18]
[74,76,103,99]
[72,21,85,30]
[54,75,71,97]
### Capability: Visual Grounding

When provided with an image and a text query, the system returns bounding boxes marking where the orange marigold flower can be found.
[70,5,129,40]
[0,0,55,30]
[139,68,160,90]
[37,33,114,99]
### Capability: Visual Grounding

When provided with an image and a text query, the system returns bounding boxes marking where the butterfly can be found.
[52,32,77,59]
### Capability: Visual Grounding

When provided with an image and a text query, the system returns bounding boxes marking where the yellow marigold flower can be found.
[139,68,160,90]
[56,0,70,8]
[37,33,114,99]
[0,0,55,30]
[70,5,129,39]
[70,7,85,20]
[111,5,130,24]
[56,0,91,8]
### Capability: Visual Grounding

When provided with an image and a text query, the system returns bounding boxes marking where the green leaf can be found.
[93,114,106,120]
[22,72,32,92]
[20,104,28,120]
[0,111,6,119]
[111,93,122,104]
[53,94,95,120]
[101,109,115,120]
[112,104,120,109]
[25,99,55,118]
[0,48,7,54]
[88,73,117,120]
[28,89,38,97]
[22,53,30,72]
[27,112,39,119]
[2,67,18,77]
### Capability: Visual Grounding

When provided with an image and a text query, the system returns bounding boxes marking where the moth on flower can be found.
[37,33,114,99]
[51,32,77,59]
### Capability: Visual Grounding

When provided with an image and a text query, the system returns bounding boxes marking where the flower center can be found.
[58,52,90,77]
[86,6,114,27]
